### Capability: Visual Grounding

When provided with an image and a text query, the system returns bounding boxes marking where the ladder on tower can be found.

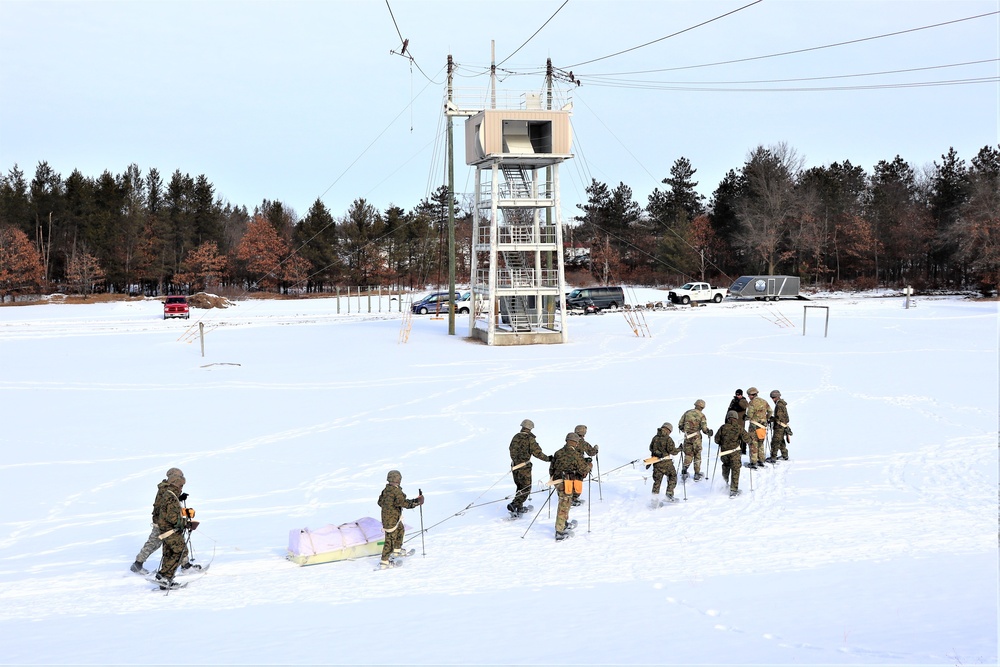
[500,165,533,199]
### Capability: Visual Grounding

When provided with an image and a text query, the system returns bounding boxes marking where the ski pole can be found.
[418,488,426,557]
[595,453,603,501]
[703,435,710,483]
[522,487,556,539]
[587,472,592,533]
[678,452,687,501]
[598,458,640,480]
[710,445,719,488]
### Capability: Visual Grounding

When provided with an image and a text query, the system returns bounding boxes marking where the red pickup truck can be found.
[163,295,190,319]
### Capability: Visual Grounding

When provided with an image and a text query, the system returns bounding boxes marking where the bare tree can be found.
[735,143,804,274]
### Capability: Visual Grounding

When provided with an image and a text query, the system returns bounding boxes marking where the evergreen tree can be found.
[294,198,342,291]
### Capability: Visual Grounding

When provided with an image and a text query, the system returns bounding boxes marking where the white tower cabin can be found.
[462,100,573,345]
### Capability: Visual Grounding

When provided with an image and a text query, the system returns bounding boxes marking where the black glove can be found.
[188,520,200,531]
[416,494,425,506]
[645,464,651,470]
[584,457,592,463]
[178,493,189,501]
[706,428,714,437]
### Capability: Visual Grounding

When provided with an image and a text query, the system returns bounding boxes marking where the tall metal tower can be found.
[455,93,573,345]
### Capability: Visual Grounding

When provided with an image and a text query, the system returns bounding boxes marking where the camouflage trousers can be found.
[770,427,789,459]
[511,465,533,511]
[749,429,766,464]
[135,524,190,566]
[720,450,742,492]
[651,461,677,496]
[682,437,702,474]
[157,530,188,579]
[555,485,574,532]
[381,524,405,561]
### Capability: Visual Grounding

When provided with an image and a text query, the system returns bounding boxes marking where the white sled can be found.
[286,517,411,566]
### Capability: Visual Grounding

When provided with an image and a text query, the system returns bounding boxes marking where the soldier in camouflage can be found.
[678,399,713,481]
[727,389,749,453]
[648,422,680,502]
[572,425,598,507]
[745,387,772,468]
[377,470,423,569]
[130,467,197,575]
[507,419,551,517]
[151,469,199,587]
[550,433,589,540]
[767,390,792,462]
[715,410,752,497]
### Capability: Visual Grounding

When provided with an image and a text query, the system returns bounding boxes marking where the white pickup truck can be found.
[668,282,729,304]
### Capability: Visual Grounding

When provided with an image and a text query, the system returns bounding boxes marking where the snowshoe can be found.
[153,573,184,590]
[663,493,678,503]
[180,562,202,571]
[729,489,741,498]
[517,504,533,514]
[566,519,578,530]
[555,530,574,541]
[571,498,584,507]
[130,561,149,576]
[693,472,704,481]
[781,455,789,461]
[391,548,415,560]
[377,559,397,570]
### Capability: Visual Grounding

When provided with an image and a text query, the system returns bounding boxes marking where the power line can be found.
[383,0,443,85]
[581,58,999,87]
[579,75,999,93]
[576,10,1000,76]
[497,0,570,67]
[566,0,764,69]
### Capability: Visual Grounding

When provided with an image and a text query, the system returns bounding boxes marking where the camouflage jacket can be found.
[577,436,598,457]
[678,408,710,436]
[152,479,185,532]
[550,443,589,481]
[714,420,751,456]
[649,431,680,460]
[378,483,418,530]
[509,430,550,467]
[774,399,789,426]
[747,396,772,426]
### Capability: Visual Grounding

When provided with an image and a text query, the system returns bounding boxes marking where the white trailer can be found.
[728,275,803,300]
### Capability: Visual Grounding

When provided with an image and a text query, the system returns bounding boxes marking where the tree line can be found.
[0,142,996,302]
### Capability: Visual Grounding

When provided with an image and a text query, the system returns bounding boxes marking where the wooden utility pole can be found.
[447,54,457,335]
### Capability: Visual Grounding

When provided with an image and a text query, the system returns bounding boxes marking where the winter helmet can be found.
[694,399,706,409]
[770,390,781,399]
[574,425,587,436]
[566,432,581,443]
[661,422,673,432]
[747,387,759,396]
[726,410,738,422]
[520,419,535,431]
[387,470,402,484]
[166,467,184,479]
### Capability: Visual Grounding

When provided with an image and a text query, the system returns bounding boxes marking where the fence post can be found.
[199,322,205,357]
[336,286,340,314]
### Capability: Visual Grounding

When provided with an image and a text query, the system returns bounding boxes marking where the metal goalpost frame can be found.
[802,305,830,337]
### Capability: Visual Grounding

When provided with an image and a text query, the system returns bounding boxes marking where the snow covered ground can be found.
[0,290,996,665]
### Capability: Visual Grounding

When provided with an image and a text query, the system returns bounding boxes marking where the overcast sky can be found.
[1,0,997,222]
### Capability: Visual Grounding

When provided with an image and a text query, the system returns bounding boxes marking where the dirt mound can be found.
[188,292,233,310]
